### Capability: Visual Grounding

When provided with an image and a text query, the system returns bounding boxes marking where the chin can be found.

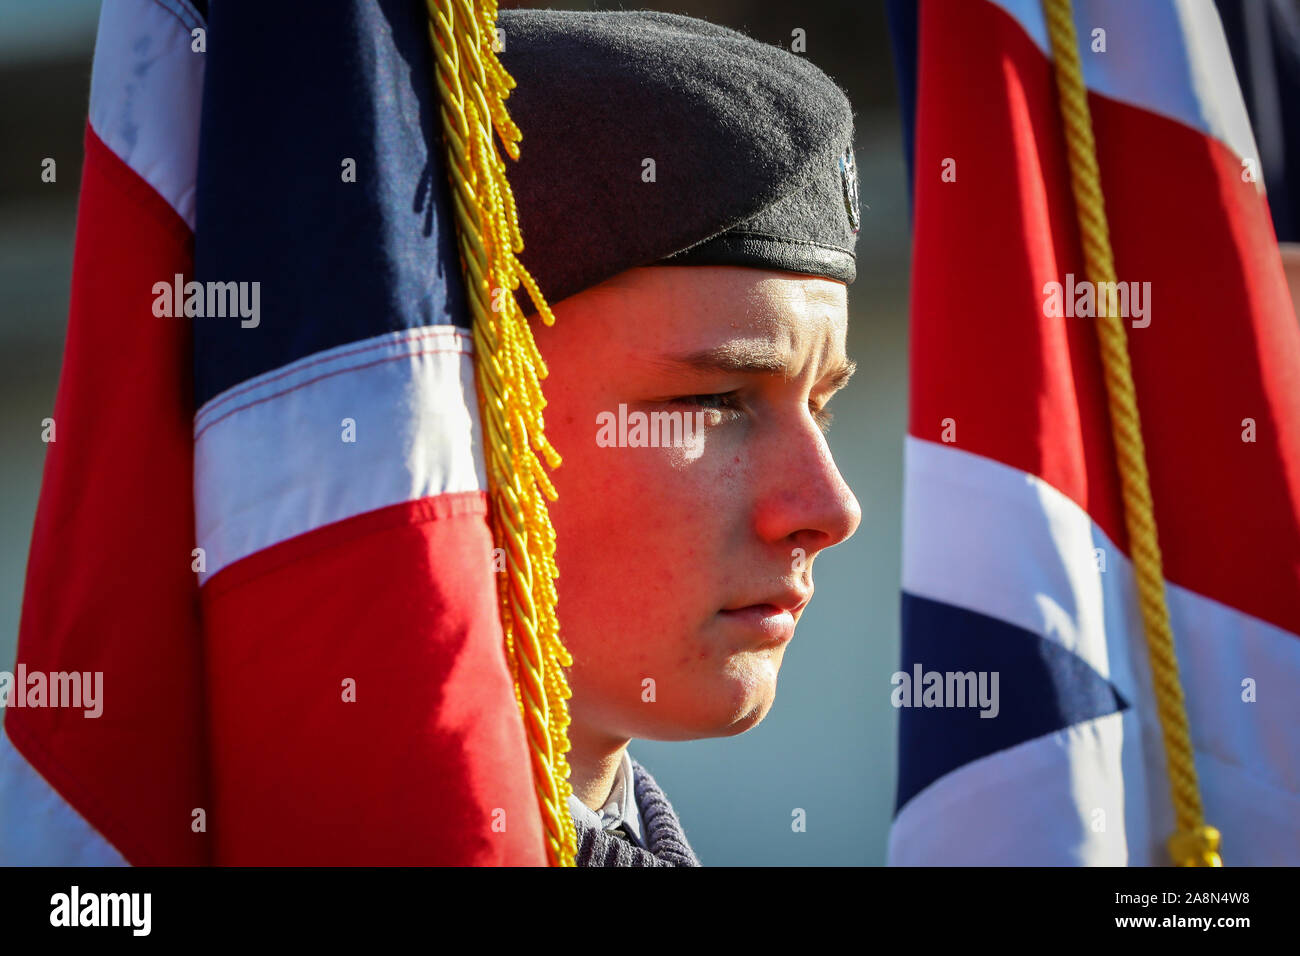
[687,667,780,737]
[716,700,772,736]
[628,677,777,740]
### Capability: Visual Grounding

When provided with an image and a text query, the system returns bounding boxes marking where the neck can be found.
[566,719,631,810]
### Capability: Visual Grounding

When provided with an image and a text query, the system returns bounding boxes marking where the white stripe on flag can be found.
[88,0,205,229]
[890,711,1136,865]
[0,724,127,866]
[897,437,1300,864]
[903,437,1136,690]
[984,0,1261,181]
[194,326,486,585]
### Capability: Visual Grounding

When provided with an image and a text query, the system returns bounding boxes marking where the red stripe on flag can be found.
[1097,91,1300,641]
[909,0,1300,637]
[200,493,548,865]
[909,0,1122,541]
[8,124,209,865]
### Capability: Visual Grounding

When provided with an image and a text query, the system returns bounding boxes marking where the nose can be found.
[753,416,862,555]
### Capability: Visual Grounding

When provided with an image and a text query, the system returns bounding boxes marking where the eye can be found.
[671,392,741,413]
[667,392,744,426]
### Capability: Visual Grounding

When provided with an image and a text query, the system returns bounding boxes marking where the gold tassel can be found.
[426,0,577,866]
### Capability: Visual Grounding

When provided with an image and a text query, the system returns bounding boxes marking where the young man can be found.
[498,8,862,866]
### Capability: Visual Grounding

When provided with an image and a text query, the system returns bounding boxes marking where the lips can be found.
[718,605,796,645]
[722,589,811,617]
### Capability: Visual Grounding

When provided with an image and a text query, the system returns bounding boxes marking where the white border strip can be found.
[902,436,1138,690]
[194,326,486,585]
[88,0,205,229]
[985,0,1262,186]
[896,438,1300,864]
[890,712,1136,865]
[0,723,128,865]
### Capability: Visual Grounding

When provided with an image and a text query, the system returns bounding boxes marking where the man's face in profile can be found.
[531,265,861,748]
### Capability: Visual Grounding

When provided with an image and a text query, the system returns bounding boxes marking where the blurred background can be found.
[0,0,911,864]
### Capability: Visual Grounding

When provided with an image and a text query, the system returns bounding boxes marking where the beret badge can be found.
[839,145,861,235]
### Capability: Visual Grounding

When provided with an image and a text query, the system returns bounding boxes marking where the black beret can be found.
[496,8,861,306]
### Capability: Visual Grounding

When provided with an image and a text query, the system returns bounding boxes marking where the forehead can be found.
[576,265,848,353]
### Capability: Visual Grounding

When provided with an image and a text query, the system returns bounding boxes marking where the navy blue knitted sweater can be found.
[573,757,701,867]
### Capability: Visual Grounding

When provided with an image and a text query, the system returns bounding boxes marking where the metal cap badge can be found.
[839,145,860,235]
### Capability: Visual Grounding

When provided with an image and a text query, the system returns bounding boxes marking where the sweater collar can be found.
[570,756,702,866]
[565,748,644,847]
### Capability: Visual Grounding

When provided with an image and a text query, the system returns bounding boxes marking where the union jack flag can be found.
[888,0,1300,865]
[0,0,545,865]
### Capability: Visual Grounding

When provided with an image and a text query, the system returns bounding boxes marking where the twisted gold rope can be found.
[1042,0,1220,866]
[426,0,576,867]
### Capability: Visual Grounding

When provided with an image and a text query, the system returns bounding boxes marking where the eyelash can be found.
[672,393,835,434]
[677,393,739,411]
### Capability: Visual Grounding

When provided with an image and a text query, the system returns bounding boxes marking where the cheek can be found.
[554,417,749,547]
[544,420,747,663]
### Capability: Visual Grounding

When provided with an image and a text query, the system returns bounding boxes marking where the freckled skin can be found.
[529,265,862,781]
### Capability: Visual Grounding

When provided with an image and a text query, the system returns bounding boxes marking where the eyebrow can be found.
[652,343,858,392]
